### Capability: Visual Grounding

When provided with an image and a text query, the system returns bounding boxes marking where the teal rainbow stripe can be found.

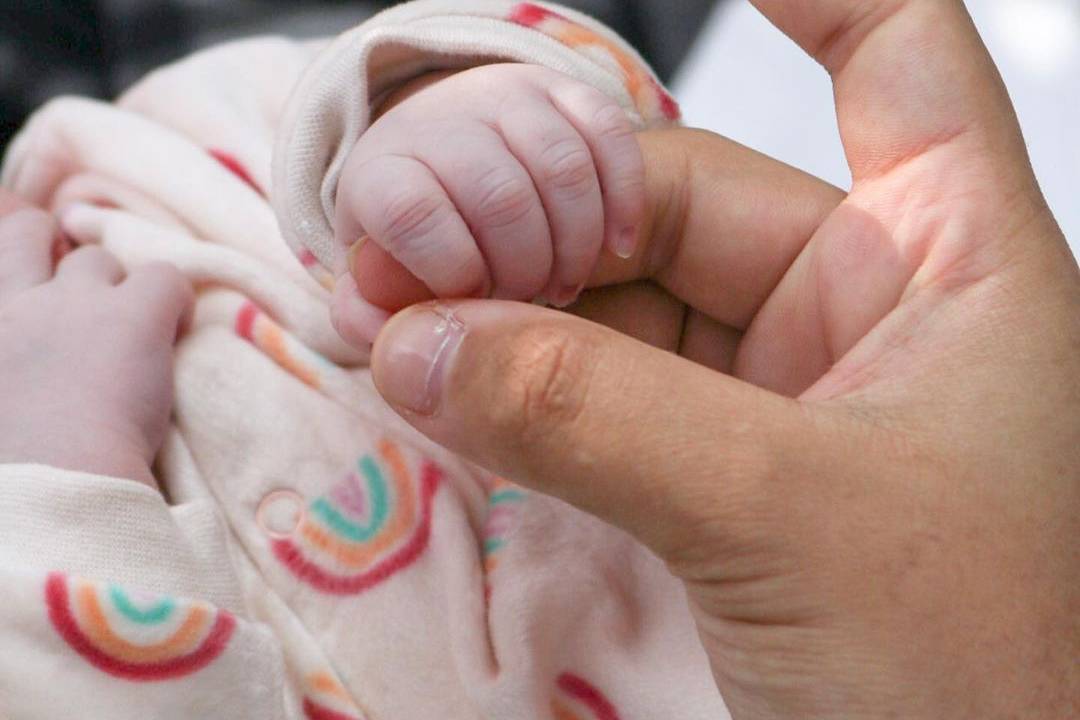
[109,586,175,625]
[489,489,527,506]
[310,456,390,541]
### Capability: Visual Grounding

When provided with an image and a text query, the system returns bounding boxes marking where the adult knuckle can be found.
[474,169,534,229]
[498,324,596,439]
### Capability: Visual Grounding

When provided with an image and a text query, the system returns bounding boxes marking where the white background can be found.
[673,0,1080,258]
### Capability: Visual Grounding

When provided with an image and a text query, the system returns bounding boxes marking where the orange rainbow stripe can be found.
[297,248,337,291]
[299,441,418,569]
[273,439,442,595]
[236,301,327,390]
[303,671,365,720]
[45,573,235,681]
[509,3,680,122]
[75,584,211,664]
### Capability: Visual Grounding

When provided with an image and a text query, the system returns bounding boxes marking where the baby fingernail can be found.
[613,226,637,260]
[376,304,466,416]
[551,282,585,308]
[346,234,369,277]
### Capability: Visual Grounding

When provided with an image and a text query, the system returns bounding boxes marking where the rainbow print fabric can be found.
[508,3,681,124]
[272,438,442,595]
[552,672,624,720]
[44,572,235,681]
[236,300,333,391]
[302,670,366,720]
[482,477,528,598]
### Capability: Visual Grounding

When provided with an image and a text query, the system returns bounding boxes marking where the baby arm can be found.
[334,63,647,344]
[0,201,292,718]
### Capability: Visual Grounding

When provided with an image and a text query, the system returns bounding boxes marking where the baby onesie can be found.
[0,3,726,718]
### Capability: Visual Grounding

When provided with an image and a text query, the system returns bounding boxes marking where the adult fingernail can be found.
[376,304,467,416]
[612,226,637,260]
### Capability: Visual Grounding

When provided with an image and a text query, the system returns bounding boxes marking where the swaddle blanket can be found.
[0,3,725,718]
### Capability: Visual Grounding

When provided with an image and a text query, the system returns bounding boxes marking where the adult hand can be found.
[367,2,1079,716]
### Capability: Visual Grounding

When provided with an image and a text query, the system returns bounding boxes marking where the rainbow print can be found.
[296,247,337,291]
[44,572,236,681]
[508,3,681,123]
[272,439,442,595]
[236,300,332,390]
[482,477,528,596]
[302,670,366,720]
[551,673,623,720]
[208,148,266,197]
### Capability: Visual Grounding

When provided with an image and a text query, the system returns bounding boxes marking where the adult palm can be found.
[371,1,1080,716]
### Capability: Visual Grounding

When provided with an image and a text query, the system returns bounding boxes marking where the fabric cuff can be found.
[0,464,243,612]
[272,0,680,275]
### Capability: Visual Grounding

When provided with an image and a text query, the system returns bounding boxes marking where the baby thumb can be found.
[350,238,435,312]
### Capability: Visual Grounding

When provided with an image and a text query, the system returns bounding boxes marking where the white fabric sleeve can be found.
[271,0,680,276]
[0,465,292,719]
[0,464,240,608]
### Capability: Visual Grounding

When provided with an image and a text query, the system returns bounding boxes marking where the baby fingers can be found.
[498,99,604,307]
[408,126,555,300]
[335,153,488,300]
[548,79,646,261]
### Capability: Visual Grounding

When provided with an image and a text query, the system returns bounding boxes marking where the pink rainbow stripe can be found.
[272,463,441,595]
[303,697,362,720]
[45,573,236,681]
[235,301,324,389]
[330,473,369,517]
[508,3,680,122]
[483,505,517,534]
[236,301,259,339]
[557,673,622,720]
[208,148,265,197]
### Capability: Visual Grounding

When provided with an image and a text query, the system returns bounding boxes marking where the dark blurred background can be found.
[0,0,717,154]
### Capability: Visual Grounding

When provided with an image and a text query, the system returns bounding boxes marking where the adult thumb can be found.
[371,300,833,559]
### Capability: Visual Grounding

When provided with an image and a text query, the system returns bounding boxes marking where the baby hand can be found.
[332,63,645,344]
[0,198,192,488]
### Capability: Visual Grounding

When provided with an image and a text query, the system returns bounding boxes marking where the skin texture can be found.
[0,193,192,489]
[356,1,1080,717]
[0,0,1073,713]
